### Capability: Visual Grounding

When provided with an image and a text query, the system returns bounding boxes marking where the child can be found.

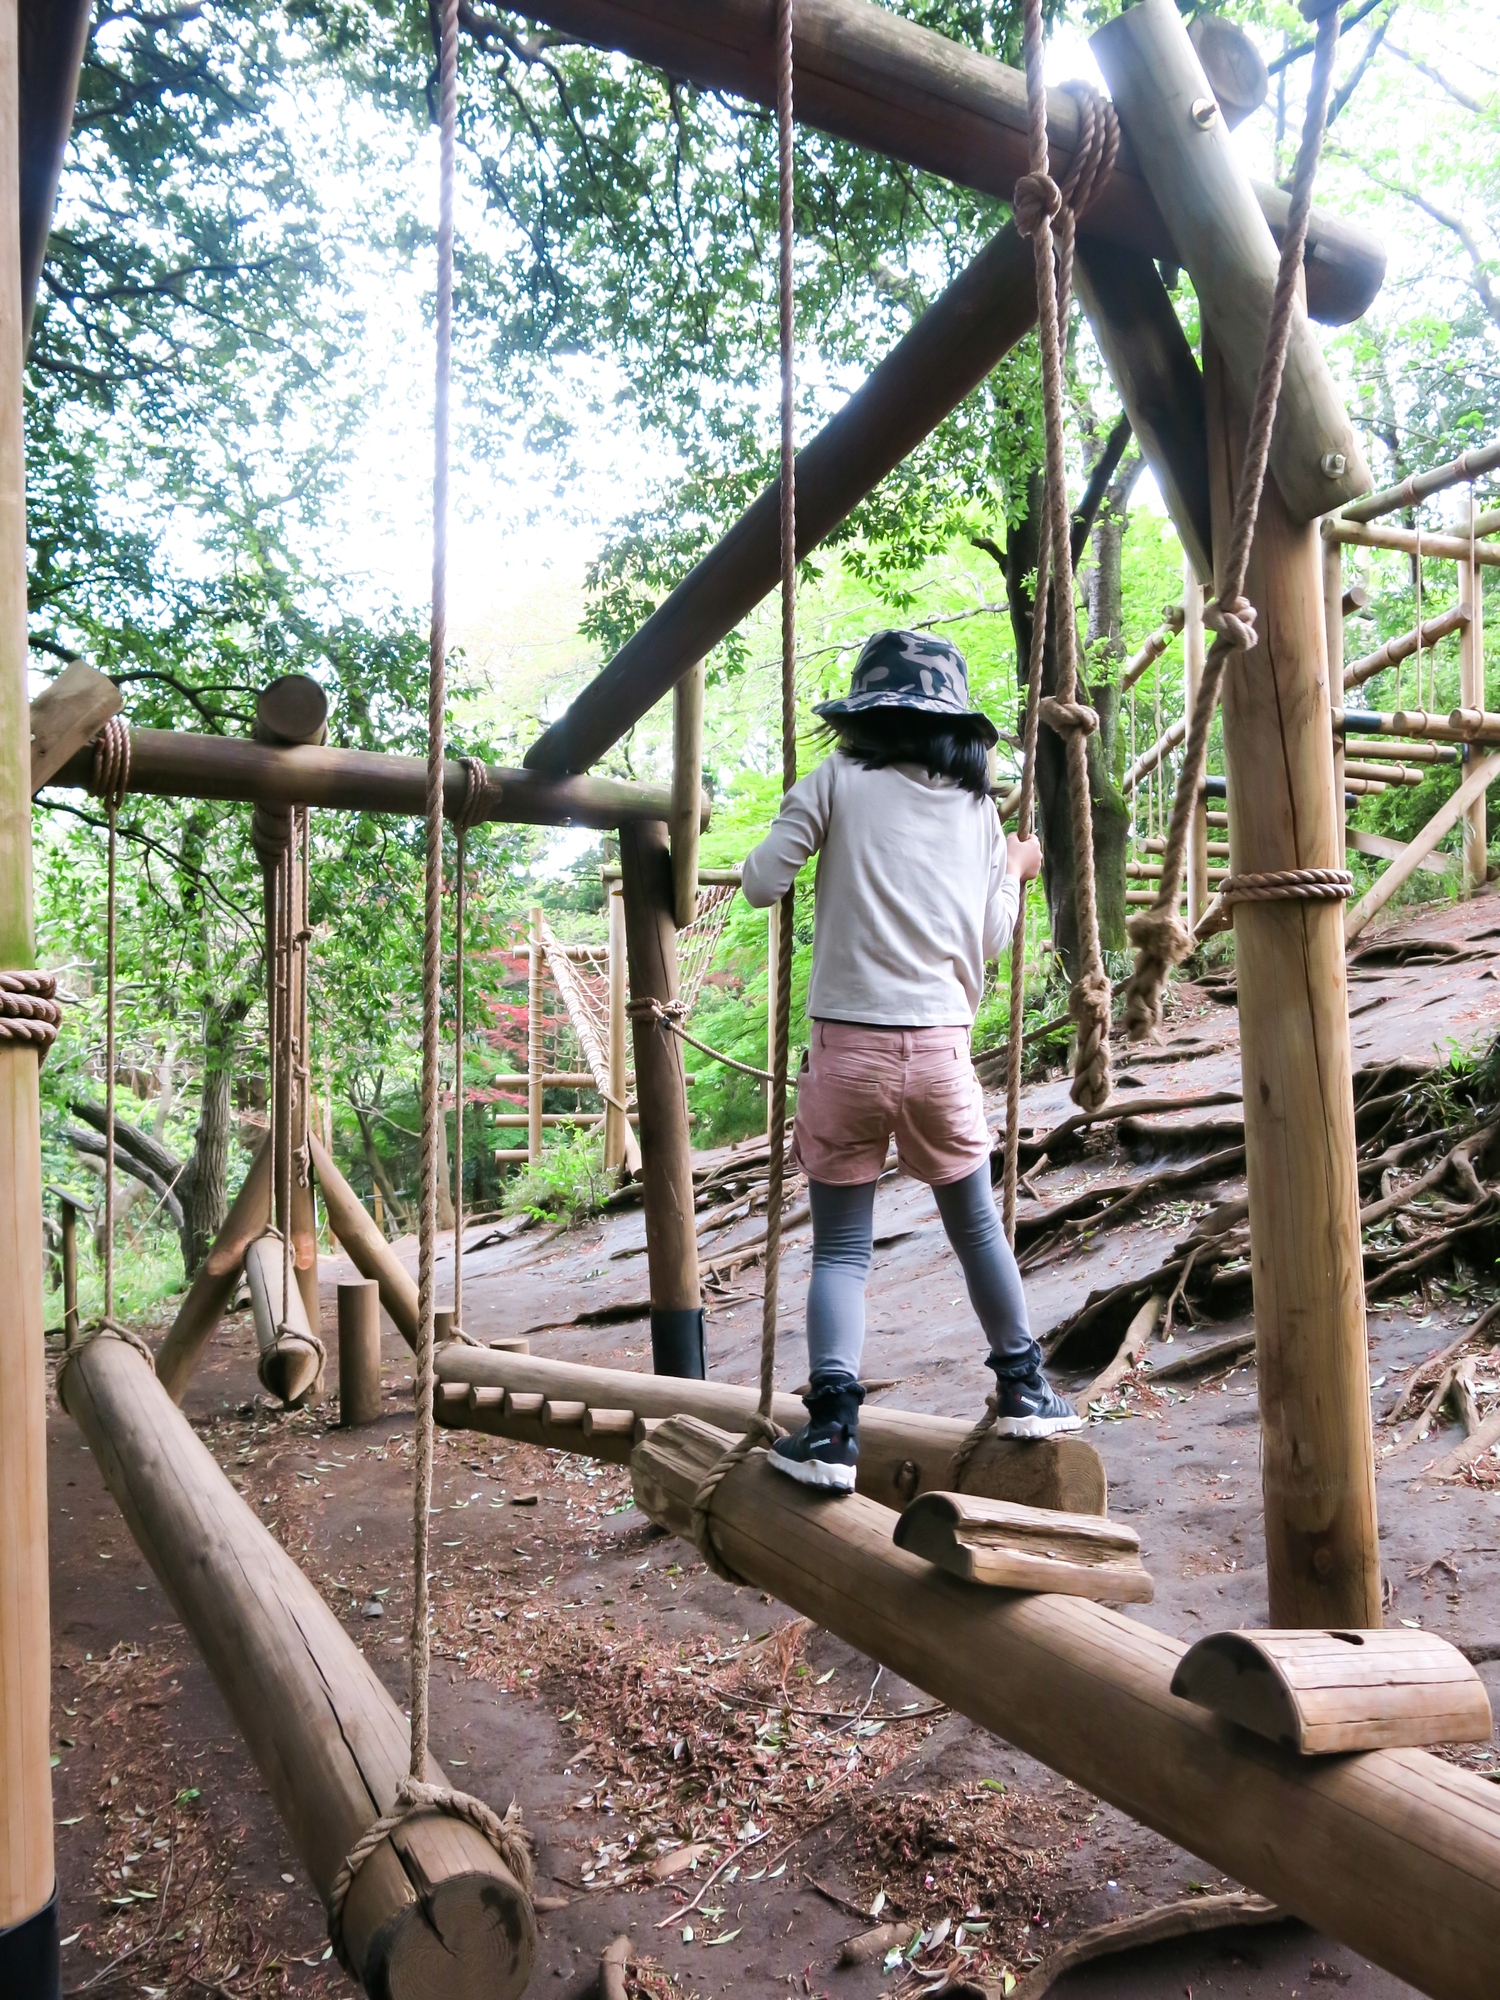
[741,628,1081,1492]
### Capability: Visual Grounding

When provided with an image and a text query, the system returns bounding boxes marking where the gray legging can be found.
[805,1166,1035,1383]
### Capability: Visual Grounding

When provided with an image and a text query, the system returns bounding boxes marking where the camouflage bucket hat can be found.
[813,628,998,745]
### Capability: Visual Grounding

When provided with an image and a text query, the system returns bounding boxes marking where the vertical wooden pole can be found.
[337,1279,382,1429]
[527,905,543,1166]
[60,1196,79,1348]
[1460,492,1487,895]
[1206,336,1380,1629]
[1182,559,1209,930]
[765,898,781,1138]
[619,820,703,1378]
[604,884,628,1171]
[1324,535,1346,868]
[0,0,57,1973]
[670,661,704,931]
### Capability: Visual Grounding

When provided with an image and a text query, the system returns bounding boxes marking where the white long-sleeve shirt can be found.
[740,753,1019,1027]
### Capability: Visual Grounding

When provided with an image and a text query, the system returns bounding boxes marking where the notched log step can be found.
[1171,1627,1493,1753]
[893,1492,1153,1603]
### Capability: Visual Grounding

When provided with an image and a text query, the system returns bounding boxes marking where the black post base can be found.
[0,1882,60,2000]
[650,1306,706,1379]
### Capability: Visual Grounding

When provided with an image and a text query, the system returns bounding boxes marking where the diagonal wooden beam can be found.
[514,0,1383,325]
[19,0,92,347]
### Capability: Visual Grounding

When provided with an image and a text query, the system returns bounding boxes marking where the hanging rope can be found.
[1120,3,1345,1040]
[689,0,797,1583]
[450,756,489,1337]
[328,5,530,1967]
[1012,28,1119,1116]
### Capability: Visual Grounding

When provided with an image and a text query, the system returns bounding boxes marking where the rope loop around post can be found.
[688,1413,784,1584]
[326,1779,534,1979]
[90,713,130,810]
[55,1319,159,1418]
[1220,867,1354,907]
[0,969,62,1059]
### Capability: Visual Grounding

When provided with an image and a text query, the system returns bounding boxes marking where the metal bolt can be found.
[1191,96,1218,127]
[1321,450,1348,478]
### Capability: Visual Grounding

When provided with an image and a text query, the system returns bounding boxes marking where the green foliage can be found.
[500,1124,612,1223]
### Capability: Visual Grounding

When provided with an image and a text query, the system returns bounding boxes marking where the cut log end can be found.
[895,1492,1154,1604]
[357,1863,536,2000]
[256,1338,323,1409]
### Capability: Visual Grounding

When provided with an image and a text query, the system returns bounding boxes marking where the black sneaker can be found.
[768,1372,865,1493]
[987,1351,1084,1438]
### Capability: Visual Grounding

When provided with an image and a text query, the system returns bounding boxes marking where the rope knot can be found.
[1013,170,1062,237]
[1067,968,1114,1114]
[1122,904,1194,1042]
[452,754,492,829]
[1036,696,1099,740]
[1203,593,1258,655]
[0,969,62,1061]
[90,714,130,810]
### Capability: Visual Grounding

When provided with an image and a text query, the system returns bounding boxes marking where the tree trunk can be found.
[1004,470,1130,977]
[353,1104,406,1236]
[184,999,239,1277]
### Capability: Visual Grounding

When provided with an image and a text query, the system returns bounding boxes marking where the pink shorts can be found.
[792,1021,992,1187]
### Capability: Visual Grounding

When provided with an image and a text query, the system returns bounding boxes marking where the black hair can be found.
[819,705,994,798]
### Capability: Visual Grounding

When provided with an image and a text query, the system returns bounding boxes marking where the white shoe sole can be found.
[766,1451,857,1492]
[991,1411,1085,1438]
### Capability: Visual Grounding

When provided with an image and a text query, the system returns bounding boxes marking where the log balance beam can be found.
[432,1343,1108,1516]
[60,1335,537,1998]
[515,0,1382,325]
[42,724,707,832]
[636,1417,1500,2000]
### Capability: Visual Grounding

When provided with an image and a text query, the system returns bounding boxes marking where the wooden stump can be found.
[59,1336,536,1997]
[338,1280,383,1427]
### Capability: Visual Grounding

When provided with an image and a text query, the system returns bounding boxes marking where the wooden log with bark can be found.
[154,1135,272,1402]
[59,1333,537,1997]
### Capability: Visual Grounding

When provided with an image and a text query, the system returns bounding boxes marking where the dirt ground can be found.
[46,898,1500,1999]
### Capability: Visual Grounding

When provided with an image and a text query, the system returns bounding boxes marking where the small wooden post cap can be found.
[893,1491,1153,1603]
[1171,1628,1493,1753]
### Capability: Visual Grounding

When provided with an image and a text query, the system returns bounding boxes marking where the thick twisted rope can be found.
[1121,4,1343,1040]
[1220,867,1353,905]
[450,757,489,1337]
[0,970,62,1057]
[689,0,796,1583]
[1014,26,1117,1116]
[329,5,530,1959]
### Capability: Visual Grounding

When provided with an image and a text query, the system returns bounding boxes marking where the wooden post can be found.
[1460,490,1487,894]
[59,1192,80,1347]
[618,820,703,1378]
[765,897,780,1138]
[604,884,629,1171]
[154,1135,273,1403]
[1205,336,1380,1628]
[630,1419,1500,2000]
[670,660,704,930]
[527,906,543,1166]
[59,1336,535,1997]
[1182,559,1209,928]
[0,0,58,1957]
[1324,535,1346,867]
[338,1279,382,1428]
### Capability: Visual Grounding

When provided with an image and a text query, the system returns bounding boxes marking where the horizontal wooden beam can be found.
[1344,607,1469,691]
[525,224,1039,776]
[1341,439,1500,524]
[632,1415,1500,2000]
[432,1343,1107,1516]
[516,0,1382,325]
[1326,520,1500,565]
[42,727,701,831]
[1336,708,1500,747]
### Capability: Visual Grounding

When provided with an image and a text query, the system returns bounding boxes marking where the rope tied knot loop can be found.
[688,1413,784,1584]
[0,969,62,1060]
[1203,593,1258,656]
[1012,169,1062,237]
[56,1318,158,1417]
[1036,697,1099,740]
[326,1779,533,1977]
[90,714,130,810]
[1220,868,1354,907]
[452,754,491,829]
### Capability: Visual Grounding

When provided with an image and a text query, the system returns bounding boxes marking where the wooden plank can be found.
[894,1491,1153,1603]
[516,0,1382,325]
[28,660,122,792]
[60,1335,535,1994]
[1345,752,1500,941]
[433,1343,1108,1515]
[1204,333,1379,1628]
[631,1415,1500,2000]
[1171,1628,1491,1753]
[44,728,701,830]
[1345,827,1453,877]
[1091,0,1369,524]
[18,0,92,345]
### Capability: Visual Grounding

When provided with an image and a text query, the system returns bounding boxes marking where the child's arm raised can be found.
[740,759,835,909]
[982,832,1040,962]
